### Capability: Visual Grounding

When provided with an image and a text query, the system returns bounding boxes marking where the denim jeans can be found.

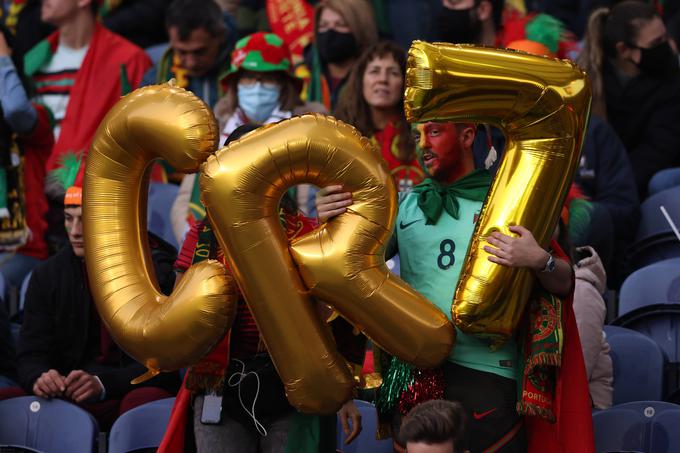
[193,394,293,453]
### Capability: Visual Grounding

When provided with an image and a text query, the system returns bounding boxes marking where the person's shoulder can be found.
[98,25,150,62]
[31,246,73,278]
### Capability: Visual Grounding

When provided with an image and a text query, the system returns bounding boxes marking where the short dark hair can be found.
[166,0,226,40]
[400,400,467,452]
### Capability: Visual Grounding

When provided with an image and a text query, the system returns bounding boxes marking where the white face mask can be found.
[237,82,281,123]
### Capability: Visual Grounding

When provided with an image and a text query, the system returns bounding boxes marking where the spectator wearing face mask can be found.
[294,0,378,112]
[578,0,680,197]
[171,32,325,243]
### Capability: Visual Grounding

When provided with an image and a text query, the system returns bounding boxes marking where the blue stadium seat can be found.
[593,401,680,453]
[336,400,392,453]
[604,326,666,404]
[629,186,680,270]
[0,396,98,452]
[618,258,680,317]
[108,397,175,453]
[148,183,179,250]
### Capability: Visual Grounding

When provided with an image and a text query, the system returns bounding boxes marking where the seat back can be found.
[108,397,175,453]
[148,183,179,250]
[0,396,98,452]
[630,187,680,270]
[604,326,665,404]
[618,258,680,317]
[336,400,393,453]
[19,271,32,313]
[594,401,680,453]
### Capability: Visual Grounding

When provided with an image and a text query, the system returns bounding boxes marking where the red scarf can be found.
[525,242,595,453]
[24,23,151,184]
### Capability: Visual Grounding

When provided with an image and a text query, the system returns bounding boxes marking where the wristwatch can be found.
[540,254,556,273]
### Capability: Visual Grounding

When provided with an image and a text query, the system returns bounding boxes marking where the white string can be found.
[660,206,680,243]
[227,358,267,436]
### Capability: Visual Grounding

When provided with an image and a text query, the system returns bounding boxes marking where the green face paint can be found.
[412,123,431,177]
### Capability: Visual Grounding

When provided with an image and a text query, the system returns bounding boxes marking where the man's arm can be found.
[484,225,572,297]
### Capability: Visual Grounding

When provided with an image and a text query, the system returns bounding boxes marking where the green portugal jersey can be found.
[395,192,517,380]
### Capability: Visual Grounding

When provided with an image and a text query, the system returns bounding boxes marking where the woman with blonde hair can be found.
[335,41,423,191]
[295,0,378,111]
[577,0,680,196]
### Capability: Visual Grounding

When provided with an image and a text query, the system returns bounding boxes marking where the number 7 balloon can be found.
[405,42,591,341]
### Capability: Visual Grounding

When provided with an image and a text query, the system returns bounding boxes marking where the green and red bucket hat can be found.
[226,32,303,93]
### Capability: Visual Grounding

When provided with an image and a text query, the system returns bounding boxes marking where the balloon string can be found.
[227,359,267,436]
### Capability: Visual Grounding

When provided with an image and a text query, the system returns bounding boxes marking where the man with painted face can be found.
[317,122,594,453]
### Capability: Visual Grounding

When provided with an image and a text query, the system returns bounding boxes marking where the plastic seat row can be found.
[0,396,392,453]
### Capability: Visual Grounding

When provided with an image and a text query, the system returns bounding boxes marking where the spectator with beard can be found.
[294,0,378,112]
[578,0,680,197]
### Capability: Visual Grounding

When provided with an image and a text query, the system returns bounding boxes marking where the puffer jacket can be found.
[573,246,613,409]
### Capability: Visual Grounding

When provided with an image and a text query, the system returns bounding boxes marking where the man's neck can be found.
[327,59,354,80]
[58,11,95,50]
[439,157,476,185]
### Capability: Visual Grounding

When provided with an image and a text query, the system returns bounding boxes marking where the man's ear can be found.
[476,0,493,23]
[461,124,476,149]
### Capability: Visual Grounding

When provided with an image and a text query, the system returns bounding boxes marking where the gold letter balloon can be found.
[83,85,238,380]
[201,115,454,413]
[405,42,591,340]
[84,85,454,413]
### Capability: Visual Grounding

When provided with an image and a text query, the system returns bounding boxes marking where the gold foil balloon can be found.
[405,42,591,340]
[83,84,237,380]
[201,114,454,414]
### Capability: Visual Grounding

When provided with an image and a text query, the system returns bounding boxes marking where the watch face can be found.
[548,256,556,272]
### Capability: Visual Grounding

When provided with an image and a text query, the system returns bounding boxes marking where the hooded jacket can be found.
[573,246,613,409]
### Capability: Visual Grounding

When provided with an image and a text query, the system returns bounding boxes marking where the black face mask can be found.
[636,40,677,75]
[432,7,480,44]
[316,30,358,64]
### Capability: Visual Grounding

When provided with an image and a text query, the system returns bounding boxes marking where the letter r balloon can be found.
[83,87,454,414]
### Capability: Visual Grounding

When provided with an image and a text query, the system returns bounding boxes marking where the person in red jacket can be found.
[24,0,151,252]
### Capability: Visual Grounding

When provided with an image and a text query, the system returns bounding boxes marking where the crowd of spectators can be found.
[0,0,679,451]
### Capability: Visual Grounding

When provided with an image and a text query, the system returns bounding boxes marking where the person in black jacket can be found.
[0,300,17,389]
[16,184,179,429]
[578,1,680,198]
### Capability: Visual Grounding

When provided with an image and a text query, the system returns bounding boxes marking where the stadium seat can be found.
[336,400,392,453]
[618,258,680,317]
[604,326,666,404]
[148,183,179,250]
[628,187,680,270]
[108,397,175,453]
[593,401,680,453]
[0,396,98,452]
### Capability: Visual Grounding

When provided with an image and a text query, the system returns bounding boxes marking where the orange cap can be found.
[64,186,82,206]
[507,39,554,58]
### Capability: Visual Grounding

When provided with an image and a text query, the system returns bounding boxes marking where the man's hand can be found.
[338,399,362,445]
[63,370,104,403]
[315,185,352,222]
[483,225,549,270]
[0,32,11,57]
[33,369,66,398]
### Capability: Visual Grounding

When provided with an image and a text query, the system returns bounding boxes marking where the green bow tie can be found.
[412,170,492,225]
